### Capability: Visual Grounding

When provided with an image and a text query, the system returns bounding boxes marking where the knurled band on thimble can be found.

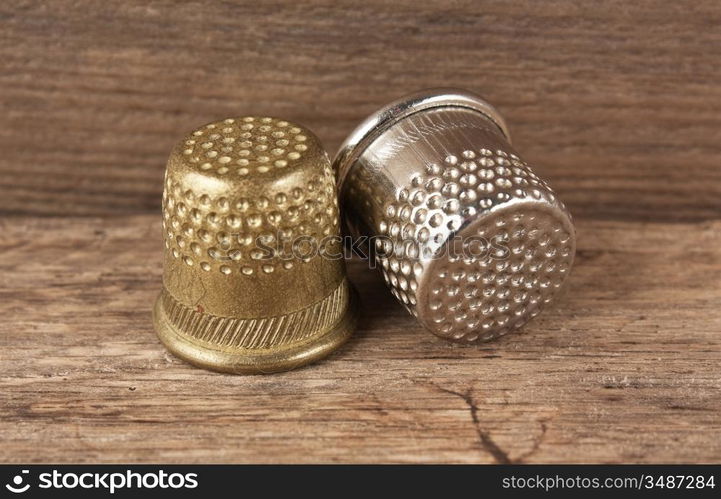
[154,117,359,373]
[335,89,575,343]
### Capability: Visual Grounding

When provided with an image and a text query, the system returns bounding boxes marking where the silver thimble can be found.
[335,89,576,343]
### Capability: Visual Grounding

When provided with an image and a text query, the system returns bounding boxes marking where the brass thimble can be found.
[154,117,359,373]
[335,89,575,343]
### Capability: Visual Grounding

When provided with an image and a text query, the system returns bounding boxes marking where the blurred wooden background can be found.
[1,0,720,463]
[2,0,720,221]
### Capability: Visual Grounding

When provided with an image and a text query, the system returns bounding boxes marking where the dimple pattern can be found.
[425,208,573,342]
[162,153,340,276]
[182,117,309,175]
[356,148,573,342]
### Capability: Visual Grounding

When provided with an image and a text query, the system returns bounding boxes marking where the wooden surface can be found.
[1,216,720,463]
[1,0,720,221]
[1,0,720,463]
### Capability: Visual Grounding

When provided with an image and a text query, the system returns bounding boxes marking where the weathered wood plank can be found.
[1,215,719,463]
[1,1,720,220]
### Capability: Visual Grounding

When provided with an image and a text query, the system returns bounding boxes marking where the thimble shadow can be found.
[344,257,414,336]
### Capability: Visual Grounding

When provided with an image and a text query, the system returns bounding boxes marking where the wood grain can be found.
[1,0,720,464]
[1,0,720,221]
[1,215,720,463]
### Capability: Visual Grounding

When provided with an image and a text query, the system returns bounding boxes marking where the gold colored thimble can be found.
[154,117,359,373]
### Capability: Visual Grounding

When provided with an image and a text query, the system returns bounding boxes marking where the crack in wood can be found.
[430,383,511,464]
[515,421,548,463]
[428,382,550,464]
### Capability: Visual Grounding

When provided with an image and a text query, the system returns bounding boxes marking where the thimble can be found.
[335,89,575,343]
[154,117,359,373]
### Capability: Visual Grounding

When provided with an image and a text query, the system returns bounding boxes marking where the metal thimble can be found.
[154,117,359,373]
[335,89,575,343]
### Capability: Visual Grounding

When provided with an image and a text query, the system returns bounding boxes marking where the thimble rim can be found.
[333,88,510,191]
[153,282,361,374]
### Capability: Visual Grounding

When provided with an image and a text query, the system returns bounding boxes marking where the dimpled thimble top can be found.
[155,117,357,373]
[336,89,576,343]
